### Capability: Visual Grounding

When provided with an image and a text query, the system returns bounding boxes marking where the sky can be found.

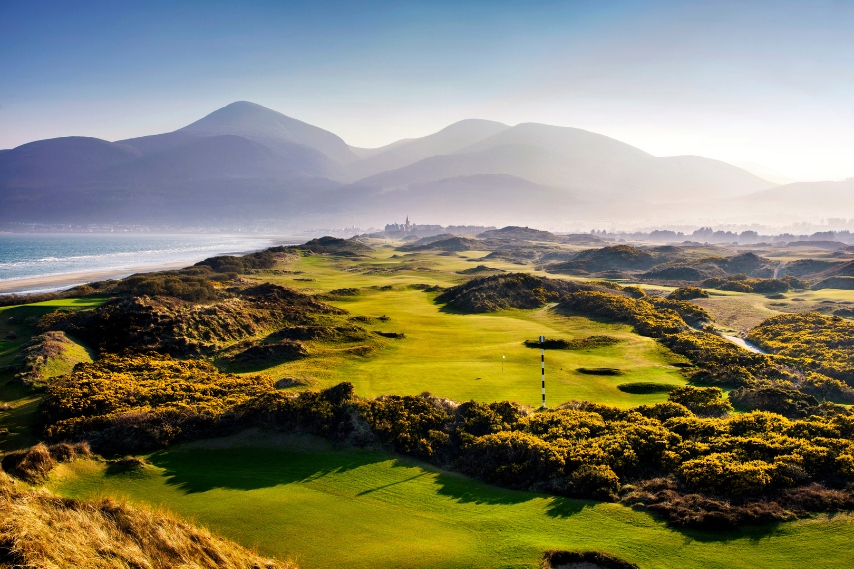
[1,0,853,181]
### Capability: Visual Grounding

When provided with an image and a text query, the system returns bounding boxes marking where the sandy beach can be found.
[0,261,194,295]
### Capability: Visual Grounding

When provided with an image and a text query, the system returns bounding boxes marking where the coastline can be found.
[0,233,302,296]
[0,261,198,295]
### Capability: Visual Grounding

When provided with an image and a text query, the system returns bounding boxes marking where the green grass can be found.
[240,253,690,407]
[38,337,93,379]
[254,286,688,408]
[48,431,854,569]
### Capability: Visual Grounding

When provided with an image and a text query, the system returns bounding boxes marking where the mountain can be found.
[0,137,139,186]
[174,101,358,165]
[345,119,509,179]
[0,101,803,228]
[350,123,775,202]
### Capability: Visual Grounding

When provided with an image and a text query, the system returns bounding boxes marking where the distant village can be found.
[379,216,495,239]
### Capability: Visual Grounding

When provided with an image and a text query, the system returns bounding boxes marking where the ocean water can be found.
[0,233,280,294]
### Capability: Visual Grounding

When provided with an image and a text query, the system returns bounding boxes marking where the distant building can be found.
[384,217,445,238]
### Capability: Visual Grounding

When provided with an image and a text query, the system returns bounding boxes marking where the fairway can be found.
[49,431,854,569]
[248,254,689,407]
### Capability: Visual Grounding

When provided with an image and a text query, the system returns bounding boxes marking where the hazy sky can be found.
[2,0,853,181]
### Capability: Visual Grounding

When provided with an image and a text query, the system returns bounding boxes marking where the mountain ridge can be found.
[2,101,847,228]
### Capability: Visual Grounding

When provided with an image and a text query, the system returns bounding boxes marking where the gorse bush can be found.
[747,312,854,384]
[668,287,709,301]
[701,275,810,294]
[557,291,687,336]
[667,386,733,417]
[37,353,854,527]
[39,355,275,453]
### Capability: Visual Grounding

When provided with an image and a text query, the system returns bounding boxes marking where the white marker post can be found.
[502,355,505,372]
[539,335,546,408]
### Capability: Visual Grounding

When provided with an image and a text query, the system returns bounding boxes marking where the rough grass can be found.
[48,432,854,569]
[0,471,289,569]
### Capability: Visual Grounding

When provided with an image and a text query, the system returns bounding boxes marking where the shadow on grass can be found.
[144,436,556,510]
[146,444,383,494]
[134,434,790,542]
[0,381,40,452]
[672,520,786,544]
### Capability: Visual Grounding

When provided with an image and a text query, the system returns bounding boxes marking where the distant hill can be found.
[739,178,854,219]
[0,101,809,227]
[351,123,775,202]
[345,119,509,179]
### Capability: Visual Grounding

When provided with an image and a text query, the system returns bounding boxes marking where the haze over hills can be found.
[0,101,849,229]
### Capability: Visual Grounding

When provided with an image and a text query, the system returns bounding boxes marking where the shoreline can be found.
[0,261,200,295]
[0,234,306,296]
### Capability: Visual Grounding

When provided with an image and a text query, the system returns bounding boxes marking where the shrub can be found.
[557,291,687,337]
[568,464,621,500]
[524,409,606,442]
[1,442,92,483]
[668,386,733,417]
[460,431,566,488]
[668,287,709,301]
[39,354,275,453]
[680,453,774,496]
[358,395,450,458]
[747,313,854,384]
[454,400,525,439]
[729,386,820,418]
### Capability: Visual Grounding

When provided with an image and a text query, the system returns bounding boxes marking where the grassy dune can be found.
[49,432,854,569]
[0,297,104,451]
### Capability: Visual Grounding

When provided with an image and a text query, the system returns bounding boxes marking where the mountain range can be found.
[1,101,849,229]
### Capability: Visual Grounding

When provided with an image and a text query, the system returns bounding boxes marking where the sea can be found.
[0,233,283,294]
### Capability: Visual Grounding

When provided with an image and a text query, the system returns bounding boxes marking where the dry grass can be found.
[1,442,93,484]
[0,471,292,569]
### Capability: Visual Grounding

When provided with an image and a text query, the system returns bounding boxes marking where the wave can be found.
[0,234,276,285]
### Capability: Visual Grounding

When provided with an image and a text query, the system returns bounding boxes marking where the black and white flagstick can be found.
[539,335,546,408]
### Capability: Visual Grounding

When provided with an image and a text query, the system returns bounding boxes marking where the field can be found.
[6,243,854,568]
[48,430,854,569]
